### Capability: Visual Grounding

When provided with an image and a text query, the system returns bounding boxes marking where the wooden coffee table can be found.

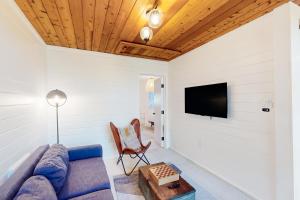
[139,162,195,200]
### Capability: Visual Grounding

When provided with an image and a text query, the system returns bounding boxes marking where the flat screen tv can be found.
[185,83,227,118]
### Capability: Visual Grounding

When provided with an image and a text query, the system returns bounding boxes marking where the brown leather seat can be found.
[110,119,151,176]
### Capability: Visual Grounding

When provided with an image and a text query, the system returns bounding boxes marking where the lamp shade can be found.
[46,89,67,107]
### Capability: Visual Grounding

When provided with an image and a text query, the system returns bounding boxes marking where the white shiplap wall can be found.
[290,3,300,200]
[169,12,278,200]
[0,1,47,183]
[46,47,168,158]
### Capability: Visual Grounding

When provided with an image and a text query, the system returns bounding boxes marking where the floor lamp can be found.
[46,89,67,144]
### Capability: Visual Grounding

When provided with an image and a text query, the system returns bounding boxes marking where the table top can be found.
[139,162,195,199]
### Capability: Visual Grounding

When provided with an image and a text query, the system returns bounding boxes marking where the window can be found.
[148,92,155,108]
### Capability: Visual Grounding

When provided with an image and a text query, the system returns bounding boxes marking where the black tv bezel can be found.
[185,82,228,118]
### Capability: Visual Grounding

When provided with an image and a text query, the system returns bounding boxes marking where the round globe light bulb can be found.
[140,26,153,42]
[148,9,162,28]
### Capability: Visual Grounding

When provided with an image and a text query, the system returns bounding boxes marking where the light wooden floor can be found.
[104,127,254,200]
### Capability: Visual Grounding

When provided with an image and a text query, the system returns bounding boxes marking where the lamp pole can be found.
[56,104,59,144]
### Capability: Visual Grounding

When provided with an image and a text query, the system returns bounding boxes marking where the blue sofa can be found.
[0,144,114,200]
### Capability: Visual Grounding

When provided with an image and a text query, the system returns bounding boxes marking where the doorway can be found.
[139,75,165,148]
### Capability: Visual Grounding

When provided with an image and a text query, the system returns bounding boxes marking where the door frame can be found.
[139,74,166,148]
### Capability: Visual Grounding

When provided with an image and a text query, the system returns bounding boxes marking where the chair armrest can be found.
[68,144,103,161]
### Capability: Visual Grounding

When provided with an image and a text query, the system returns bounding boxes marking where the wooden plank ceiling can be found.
[293,0,300,5]
[16,0,289,61]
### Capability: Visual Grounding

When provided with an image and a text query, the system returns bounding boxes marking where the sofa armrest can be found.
[68,144,103,161]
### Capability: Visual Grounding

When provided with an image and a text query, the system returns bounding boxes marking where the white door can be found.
[154,78,163,146]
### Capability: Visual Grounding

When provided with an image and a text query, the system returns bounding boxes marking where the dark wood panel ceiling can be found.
[293,0,300,5]
[16,0,289,61]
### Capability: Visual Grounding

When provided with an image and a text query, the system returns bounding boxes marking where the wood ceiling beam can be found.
[116,41,180,60]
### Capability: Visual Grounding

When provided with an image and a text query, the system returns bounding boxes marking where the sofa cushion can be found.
[69,189,113,200]
[58,157,110,200]
[68,145,102,161]
[14,175,57,200]
[0,145,49,200]
[33,155,67,194]
[47,144,69,167]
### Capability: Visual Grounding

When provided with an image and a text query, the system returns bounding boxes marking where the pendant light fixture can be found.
[148,9,163,29]
[140,26,153,42]
[139,4,163,42]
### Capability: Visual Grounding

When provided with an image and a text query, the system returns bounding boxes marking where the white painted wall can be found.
[272,4,294,200]
[46,47,168,158]
[139,77,151,126]
[140,78,147,125]
[0,1,47,184]
[290,3,300,200]
[168,6,295,199]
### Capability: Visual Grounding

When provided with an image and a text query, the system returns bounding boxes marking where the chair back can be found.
[130,119,142,142]
[109,119,142,154]
[110,122,123,154]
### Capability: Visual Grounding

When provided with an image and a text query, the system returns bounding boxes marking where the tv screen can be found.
[185,83,227,118]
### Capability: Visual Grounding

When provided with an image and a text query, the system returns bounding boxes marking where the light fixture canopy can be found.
[46,89,67,107]
[148,9,163,28]
[140,26,153,42]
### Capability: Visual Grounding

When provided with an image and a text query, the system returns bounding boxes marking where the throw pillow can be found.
[47,144,69,167]
[33,154,67,194]
[14,175,57,200]
[118,125,141,150]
